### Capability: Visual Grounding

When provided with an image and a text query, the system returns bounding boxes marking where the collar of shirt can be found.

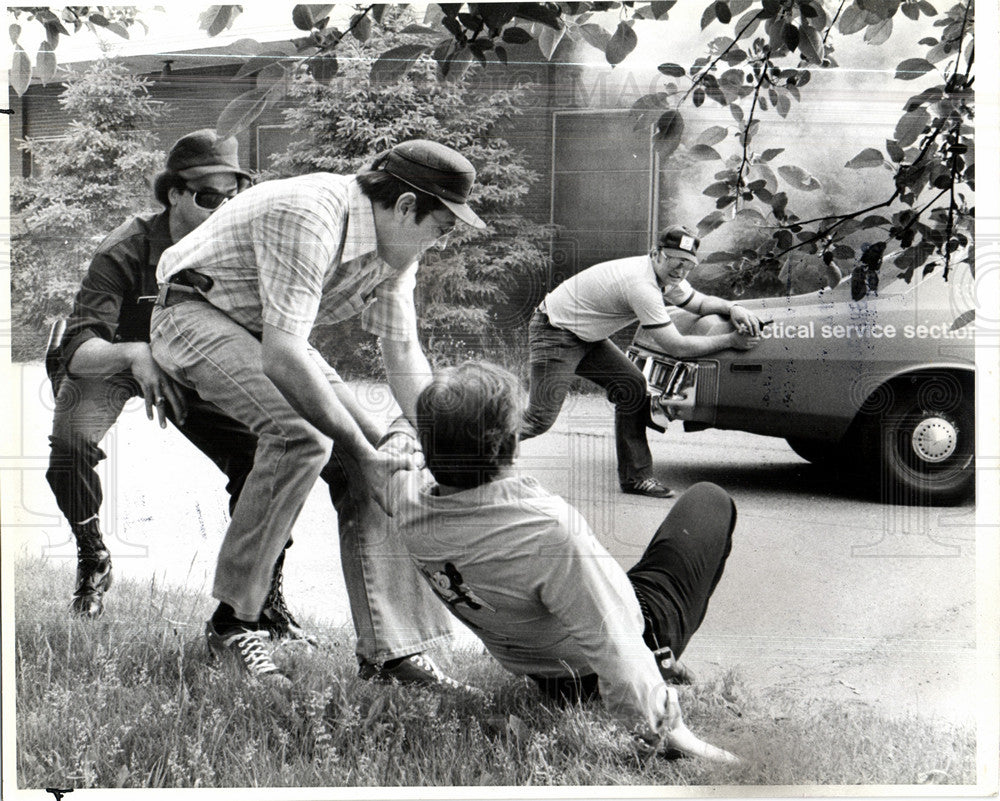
[341,178,383,270]
[147,210,173,269]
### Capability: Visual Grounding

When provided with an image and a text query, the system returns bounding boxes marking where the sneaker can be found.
[358,653,484,696]
[621,477,675,499]
[205,621,290,684]
[258,551,318,647]
[69,549,113,618]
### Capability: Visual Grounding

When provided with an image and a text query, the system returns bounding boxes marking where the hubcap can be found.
[910,416,958,463]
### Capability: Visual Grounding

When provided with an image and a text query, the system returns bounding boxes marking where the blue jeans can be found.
[522,310,652,485]
[150,299,453,661]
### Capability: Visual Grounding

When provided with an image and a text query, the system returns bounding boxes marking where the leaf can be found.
[217,87,270,138]
[650,1,679,18]
[917,0,937,15]
[351,14,373,42]
[949,309,974,331]
[236,53,288,78]
[885,139,905,162]
[401,24,439,35]
[759,147,784,162]
[845,148,885,168]
[689,144,722,161]
[11,45,31,96]
[370,43,431,84]
[783,22,800,52]
[200,5,237,37]
[714,1,732,24]
[778,165,821,191]
[9,23,20,45]
[89,13,110,27]
[697,210,728,237]
[292,5,318,31]
[658,62,686,77]
[502,26,532,44]
[902,1,920,20]
[310,53,338,82]
[729,103,744,124]
[692,87,706,107]
[495,45,508,64]
[798,24,824,64]
[775,94,791,118]
[701,3,716,29]
[837,4,869,35]
[107,22,130,39]
[864,18,893,45]
[894,57,934,80]
[35,41,56,84]
[538,25,566,59]
[655,109,685,156]
[577,23,611,52]
[606,21,638,66]
[736,208,766,224]
[697,125,729,146]
[703,181,732,198]
[514,4,562,29]
[894,106,930,148]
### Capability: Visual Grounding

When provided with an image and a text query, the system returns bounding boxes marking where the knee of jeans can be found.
[48,435,106,468]
[686,482,736,533]
[520,406,558,439]
[606,373,648,414]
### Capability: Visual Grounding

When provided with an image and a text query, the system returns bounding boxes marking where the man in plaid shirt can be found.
[150,140,486,685]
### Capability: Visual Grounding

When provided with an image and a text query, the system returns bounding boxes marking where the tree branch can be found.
[680,11,763,105]
[735,62,769,202]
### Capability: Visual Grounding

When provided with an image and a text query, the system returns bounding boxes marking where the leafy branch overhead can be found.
[8,6,144,94]
[17,2,973,298]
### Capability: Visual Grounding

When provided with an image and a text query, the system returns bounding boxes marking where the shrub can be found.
[10,56,164,361]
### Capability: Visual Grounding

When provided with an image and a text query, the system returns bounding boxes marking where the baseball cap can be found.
[367,139,486,229]
[657,225,700,263]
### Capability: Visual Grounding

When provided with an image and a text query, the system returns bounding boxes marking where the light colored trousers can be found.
[150,299,453,661]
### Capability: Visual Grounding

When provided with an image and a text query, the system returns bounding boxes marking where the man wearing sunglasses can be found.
[521,225,763,499]
[45,129,260,621]
[149,140,487,687]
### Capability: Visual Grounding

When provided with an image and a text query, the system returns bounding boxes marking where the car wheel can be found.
[786,437,847,467]
[863,375,975,505]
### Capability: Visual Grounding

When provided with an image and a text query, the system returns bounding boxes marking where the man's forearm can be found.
[67,339,148,378]
[696,294,734,319]
[263,331,376,460]
[380,338,433,426]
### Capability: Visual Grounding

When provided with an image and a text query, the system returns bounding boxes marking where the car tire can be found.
[861,374,975,505]
[786,437,847,467]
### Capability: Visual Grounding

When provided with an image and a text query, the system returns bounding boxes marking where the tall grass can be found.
[14,556,974,789]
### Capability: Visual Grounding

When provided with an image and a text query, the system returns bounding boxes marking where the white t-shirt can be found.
[390,467,670,735]
[544,255,695,342]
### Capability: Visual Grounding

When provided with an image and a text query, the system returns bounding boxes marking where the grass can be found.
[14,556,975,790]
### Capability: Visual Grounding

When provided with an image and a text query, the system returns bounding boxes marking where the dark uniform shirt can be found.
[61,210,172,371]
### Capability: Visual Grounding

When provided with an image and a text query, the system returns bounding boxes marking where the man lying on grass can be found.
[381,361,740,762]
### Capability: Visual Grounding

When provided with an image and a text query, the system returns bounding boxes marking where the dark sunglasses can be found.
[184,185,238,211]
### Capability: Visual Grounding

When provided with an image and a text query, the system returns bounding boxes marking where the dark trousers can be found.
[533,482,736,703]
[521,310,652,485]
[46,372,257,525]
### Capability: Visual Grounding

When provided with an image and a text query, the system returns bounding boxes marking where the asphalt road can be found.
[6,365,978,723]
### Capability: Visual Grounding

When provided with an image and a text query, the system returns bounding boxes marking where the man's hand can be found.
[359,449,419,515]
[127,343,187,427]
[659,687,742,764]
[728,330,761,352]
[729,305,762,337]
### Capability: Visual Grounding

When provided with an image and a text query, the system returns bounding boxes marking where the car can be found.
[627,256,975,505]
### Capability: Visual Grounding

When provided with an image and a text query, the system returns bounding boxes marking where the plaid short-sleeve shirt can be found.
[157,173,418,342]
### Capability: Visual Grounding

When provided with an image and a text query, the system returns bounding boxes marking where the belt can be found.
[156,282,210,308]
[157,268,214,308]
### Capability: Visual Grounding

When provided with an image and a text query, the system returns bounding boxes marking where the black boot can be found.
[258,548,318,646]
[69,519,112,618]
